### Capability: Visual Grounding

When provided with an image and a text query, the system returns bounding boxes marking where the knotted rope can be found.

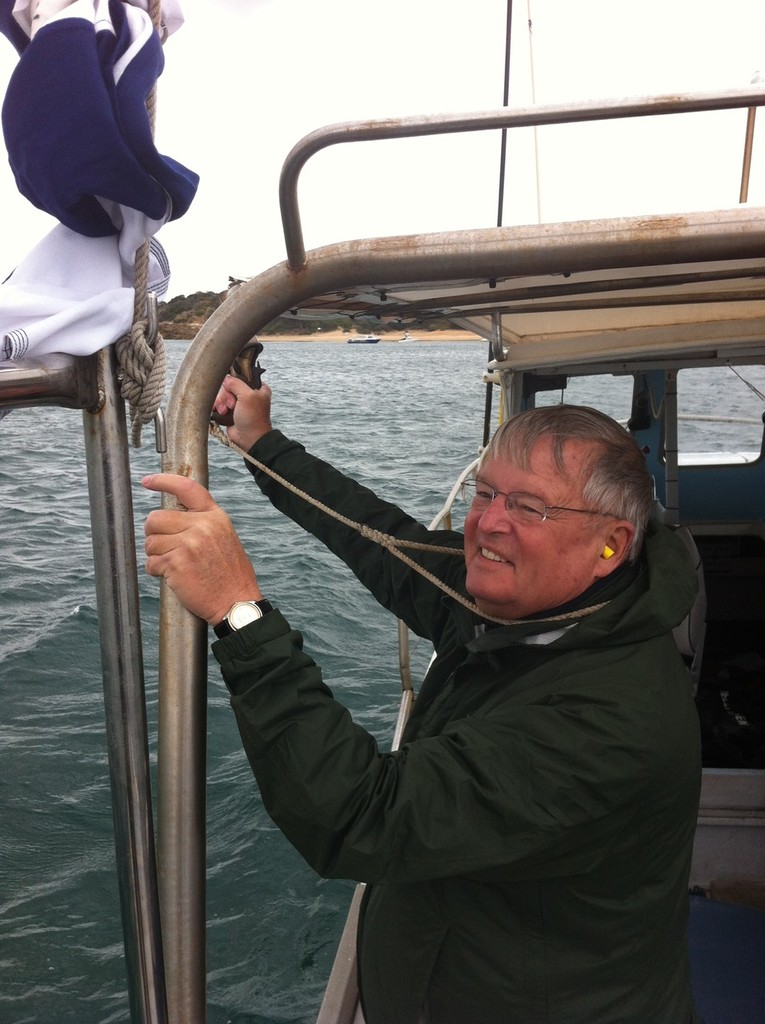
[115,0,166,448]
[209,421,608,628]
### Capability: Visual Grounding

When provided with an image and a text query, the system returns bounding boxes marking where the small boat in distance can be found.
[346,333,380,344]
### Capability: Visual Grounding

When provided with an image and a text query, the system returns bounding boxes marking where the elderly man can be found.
[144,379,702,1024]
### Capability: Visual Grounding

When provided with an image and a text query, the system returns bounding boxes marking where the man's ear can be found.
[593,522,635,577]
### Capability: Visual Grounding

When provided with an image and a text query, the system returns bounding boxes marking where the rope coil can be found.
[116,274,166,446]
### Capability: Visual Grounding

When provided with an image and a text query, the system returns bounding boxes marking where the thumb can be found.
[142,473,217,512]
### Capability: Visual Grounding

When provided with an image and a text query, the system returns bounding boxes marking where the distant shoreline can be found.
[163,329,485,344]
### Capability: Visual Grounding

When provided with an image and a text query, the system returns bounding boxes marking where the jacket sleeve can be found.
[215,608,700,887]
[242,429,468,643]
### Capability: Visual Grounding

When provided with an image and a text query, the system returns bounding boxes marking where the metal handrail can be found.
[0,348,168,1024]
[0,351,100,411]
[84,347,168,1024]
[279,86,765,269]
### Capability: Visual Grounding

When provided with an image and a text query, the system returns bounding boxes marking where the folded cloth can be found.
[0,0,193,362]
[1,223,171,361]
[6,1,185,41]
[0,0,198,234]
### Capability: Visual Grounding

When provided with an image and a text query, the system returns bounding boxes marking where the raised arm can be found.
[213,375,469,642]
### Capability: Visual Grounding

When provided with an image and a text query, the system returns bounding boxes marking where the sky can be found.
[1,0,765,299]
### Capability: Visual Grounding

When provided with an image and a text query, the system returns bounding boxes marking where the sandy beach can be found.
[264,330,483,343]
[162,328,485,344]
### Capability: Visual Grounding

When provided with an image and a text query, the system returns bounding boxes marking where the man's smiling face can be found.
[463,436,622,621]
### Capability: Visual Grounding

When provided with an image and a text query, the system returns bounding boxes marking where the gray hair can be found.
[482,404,654,560]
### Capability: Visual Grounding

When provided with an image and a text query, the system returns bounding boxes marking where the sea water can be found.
[1,341,763,1023]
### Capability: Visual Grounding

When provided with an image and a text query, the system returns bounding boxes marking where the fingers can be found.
[227,375,267,400]
[213,375,267,412]
[142,472,217,513]
[211,377,273,451]
[141,474,259,623]
[142,473,220,583]
[212,378,238,421]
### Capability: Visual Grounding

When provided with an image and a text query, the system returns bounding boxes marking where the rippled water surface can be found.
[1,342,763,1022]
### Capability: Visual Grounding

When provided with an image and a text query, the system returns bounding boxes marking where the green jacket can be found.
[213,430,702,1024]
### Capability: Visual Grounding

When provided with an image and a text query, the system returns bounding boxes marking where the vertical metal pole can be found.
[740,73,762,204]
[82,346,168,1024]
[156,583,208,1024]
[740,106,757,203]
[663,369,680,525]
[157,407,209,1023]
[154,303,216,1024]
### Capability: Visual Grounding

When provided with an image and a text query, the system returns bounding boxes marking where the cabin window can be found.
[676,366,765,460]
[533,373,634,422]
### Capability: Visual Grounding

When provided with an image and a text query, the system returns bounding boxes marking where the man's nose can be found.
[478,494,513,529]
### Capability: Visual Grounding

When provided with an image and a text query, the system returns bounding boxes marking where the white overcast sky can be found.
[1,0,765,297]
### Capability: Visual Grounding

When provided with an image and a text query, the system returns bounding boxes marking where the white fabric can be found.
[1,0,183,362]
[516,625,575,645]
[1,223,170,361]
[11,0,184,39]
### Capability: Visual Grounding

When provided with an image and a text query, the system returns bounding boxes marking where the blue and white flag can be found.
[0,1,197,361]
[0,0,197,235]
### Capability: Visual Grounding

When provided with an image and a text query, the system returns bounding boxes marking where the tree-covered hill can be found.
[158,290,457,338]
[157,291,224,337]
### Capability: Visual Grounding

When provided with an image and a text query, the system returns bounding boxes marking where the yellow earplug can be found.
[602,545,615,559]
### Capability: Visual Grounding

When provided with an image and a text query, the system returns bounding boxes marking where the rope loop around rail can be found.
[116,252,168,447]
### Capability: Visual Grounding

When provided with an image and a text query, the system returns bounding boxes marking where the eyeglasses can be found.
[460,479,616,524]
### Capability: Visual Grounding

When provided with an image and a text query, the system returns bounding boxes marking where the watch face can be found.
[228,602,264,629]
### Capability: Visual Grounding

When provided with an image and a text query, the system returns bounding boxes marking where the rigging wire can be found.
[495,0,514,230]
[483,0,514,447]
[728,363,765,402]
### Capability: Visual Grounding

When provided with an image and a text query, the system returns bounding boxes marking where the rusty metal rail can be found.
[279,87,765,268]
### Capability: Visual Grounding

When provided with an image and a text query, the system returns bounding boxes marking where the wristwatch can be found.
[213,599,273,639]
